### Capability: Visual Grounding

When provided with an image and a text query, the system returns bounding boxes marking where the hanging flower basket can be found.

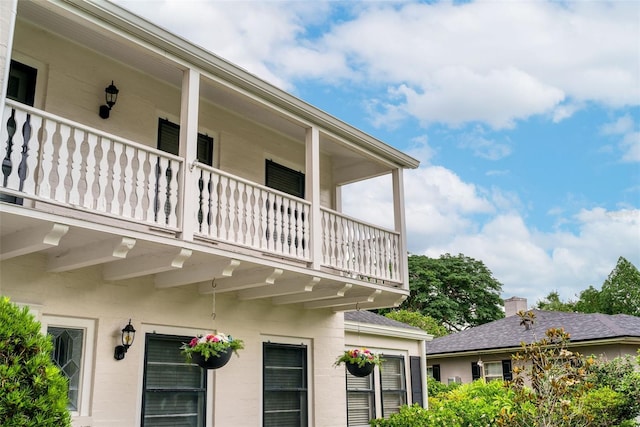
[334,348,382,377]
[191,348,233,369]
[181,332,244,370]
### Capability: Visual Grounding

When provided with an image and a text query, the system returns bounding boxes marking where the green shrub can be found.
[0,297,71,426]
[587,354,640,424]
[426,376,459,397]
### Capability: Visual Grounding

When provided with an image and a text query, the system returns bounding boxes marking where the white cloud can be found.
[600,114,640,163]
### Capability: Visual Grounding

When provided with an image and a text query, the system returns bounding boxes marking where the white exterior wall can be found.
[1,254,348,427]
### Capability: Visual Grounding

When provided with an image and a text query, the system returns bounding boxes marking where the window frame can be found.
[380,355,407,418]
[262,336,312,427]
[140,333,208,427]
[40,315,95,418]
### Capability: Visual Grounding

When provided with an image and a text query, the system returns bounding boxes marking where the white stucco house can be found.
[0,1,429,426]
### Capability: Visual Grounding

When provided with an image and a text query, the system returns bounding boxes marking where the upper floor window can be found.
[263,342,308,427]
[7,60,37,106]
[265,160,305,198]
[157,118,214,166]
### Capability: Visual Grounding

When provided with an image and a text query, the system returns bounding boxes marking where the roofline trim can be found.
[427,336,640,358]
[345,320,433,341]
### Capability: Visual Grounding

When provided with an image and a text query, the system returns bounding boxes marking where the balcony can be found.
[1,100,407,309]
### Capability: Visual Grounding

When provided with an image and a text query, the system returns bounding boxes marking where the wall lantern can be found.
[99,80,119,119]
[114,319,136,360]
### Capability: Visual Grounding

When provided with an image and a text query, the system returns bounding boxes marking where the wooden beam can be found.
[237,276,321,300]
[272,284,352,305]
[0,223,69,260]
[155,258,240,289]
[103,248,192,281]
[199,267,284,294]
[304,289,382,310]
[47,237,135,272]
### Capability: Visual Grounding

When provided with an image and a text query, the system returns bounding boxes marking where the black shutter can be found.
[265,160,305,198]
[502,360,513,381]
[432,365,441,382]
[409,356,423,407]
[471,362,481,381]
[157,118,214,166]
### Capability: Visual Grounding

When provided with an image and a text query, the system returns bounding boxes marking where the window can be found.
[141,334,207,426]
[157,118,214,166]
[7,60,37,106]
[41,316,95,417]
[344,352,412,424]
[346,371,375,427]
[265,160,305,198]
[380,356,407,417]
[427,364,441,382]
[2,60,37,205]
[472,360,512,382]
[263,342,308,427]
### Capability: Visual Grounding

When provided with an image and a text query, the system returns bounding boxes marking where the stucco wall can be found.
[1,253,348,426]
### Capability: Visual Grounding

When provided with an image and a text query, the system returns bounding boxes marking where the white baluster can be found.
[167,160,179,228]
[84,133,99,210]
[38,119,57,199]
[132,149,145,221]
[20,112,42,196]
[67,128,83,206]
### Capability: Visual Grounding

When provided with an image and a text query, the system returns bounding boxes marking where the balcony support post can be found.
[306,126,321,270]
[392,168,409,290]
[177,67,200,241]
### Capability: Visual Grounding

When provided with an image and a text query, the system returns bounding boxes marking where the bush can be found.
[587,353,640,424]
[0,297,71,426]
[371,380,513,427]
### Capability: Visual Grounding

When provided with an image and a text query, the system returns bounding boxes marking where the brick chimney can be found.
[504,296,527,317]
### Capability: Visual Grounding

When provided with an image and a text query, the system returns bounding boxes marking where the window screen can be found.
[157,118,214,166]
[141,334,206,427]
[263,342,308,427]
[265,160,305,198]
[346,369,375,426]
[48,327,84,411]
[380,356,407,417]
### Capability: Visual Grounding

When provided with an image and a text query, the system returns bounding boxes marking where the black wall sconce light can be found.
[114,319,136,360]
[99,80,119,119]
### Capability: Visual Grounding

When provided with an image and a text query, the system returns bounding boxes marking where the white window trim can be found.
[40,315,95,418]
[483,361,504,382]
[261,335,313,427]
[135,323,214,427]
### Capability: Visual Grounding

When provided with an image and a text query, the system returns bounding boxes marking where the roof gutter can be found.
[345,320,433,341]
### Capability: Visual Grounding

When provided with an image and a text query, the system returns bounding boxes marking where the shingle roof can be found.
[344,310,424,331]
[426,310,640,355]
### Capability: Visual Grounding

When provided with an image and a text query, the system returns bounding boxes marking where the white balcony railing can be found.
[193,163,311,262]
[320,208,401,283]
[1,101,182,228]
[1,101,402,285]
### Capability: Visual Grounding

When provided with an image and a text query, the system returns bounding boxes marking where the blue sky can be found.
[114,0,640,306]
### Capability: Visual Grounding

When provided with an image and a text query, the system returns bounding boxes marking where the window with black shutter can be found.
[157,118,214,166]
[502,359,513,381]
[141,334,207,426]
[263,342,308,427]
[471,361,481,381]
[265,160,305,198]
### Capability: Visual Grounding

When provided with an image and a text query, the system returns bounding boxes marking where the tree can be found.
[0,297,71,426]
[574,285,603,314]
[402,254,504,332]
[384,310,448,337]
[534,291,576,312]
[599,256,640,317]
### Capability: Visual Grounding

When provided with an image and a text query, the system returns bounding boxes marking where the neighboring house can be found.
[426,297,640,385]
[344,310,432,426]
[0,1,420,426]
